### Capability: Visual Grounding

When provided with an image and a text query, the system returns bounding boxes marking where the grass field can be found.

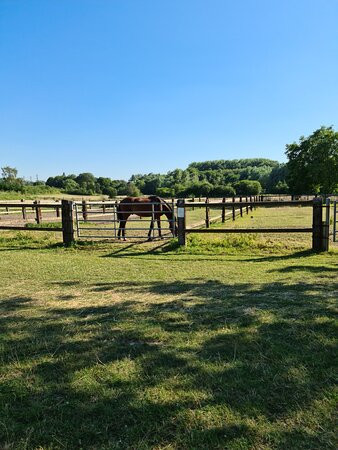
[0,207,337,449]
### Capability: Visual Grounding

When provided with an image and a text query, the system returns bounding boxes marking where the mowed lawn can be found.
[0,208,337,449]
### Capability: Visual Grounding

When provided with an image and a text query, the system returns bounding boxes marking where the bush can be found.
[156,187,175,198]
[234,180,262,195]
[209,185,236,197]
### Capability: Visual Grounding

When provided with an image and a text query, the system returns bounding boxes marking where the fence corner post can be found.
[312,197,323,252]
[177,198,186,246]
[62,200,74,246]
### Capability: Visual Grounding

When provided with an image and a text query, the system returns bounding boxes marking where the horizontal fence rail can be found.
[182,200,313,208]
[186,228,313,233]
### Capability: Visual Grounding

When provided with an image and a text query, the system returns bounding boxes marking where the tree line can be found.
[1,126,337,197]
[44,158,281,197]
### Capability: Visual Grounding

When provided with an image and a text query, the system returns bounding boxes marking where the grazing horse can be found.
[117,196,177,241]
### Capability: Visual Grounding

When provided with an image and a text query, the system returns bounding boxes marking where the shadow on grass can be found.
[101,239,180,258]
[0,242,65,252]
[241,249,315,262]
[269,264,338,274]
[0,278,337,449]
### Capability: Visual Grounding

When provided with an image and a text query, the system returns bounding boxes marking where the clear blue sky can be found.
[0,0,337,181]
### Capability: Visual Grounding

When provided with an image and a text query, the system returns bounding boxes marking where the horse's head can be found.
[159,198,177,237]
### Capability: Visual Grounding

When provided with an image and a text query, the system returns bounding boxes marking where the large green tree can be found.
[286,126,338,194]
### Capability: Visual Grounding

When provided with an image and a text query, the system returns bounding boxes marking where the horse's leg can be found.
[118,219,122,239]
[118,219,127,241]
[148,220,154,241]
[157,217,163,239]
[123,218,129,241]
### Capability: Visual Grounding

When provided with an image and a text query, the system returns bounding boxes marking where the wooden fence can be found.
[0,200,73,246]
[0,197,333,251]
[177,197,331,252]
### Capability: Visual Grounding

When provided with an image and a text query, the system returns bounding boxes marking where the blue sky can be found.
[0,0,337,181]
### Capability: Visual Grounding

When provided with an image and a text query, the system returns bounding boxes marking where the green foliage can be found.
[63,179,80,192]
[1,166,18,179]
[234,180,262,195]
[125,182,141,197]
[209,184,236,197]
[188,158,279,171]
[156,187,175,197]
[286,126,338,194]
[129,159,286,196]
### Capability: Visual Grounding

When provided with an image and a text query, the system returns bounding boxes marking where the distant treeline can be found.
[0,159,288,198]
[42,158,287,197]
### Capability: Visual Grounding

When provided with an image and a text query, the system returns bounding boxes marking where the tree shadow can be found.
[101,239,179,258]
[1,277,337,449]
[241,249,314,263]
[269,264,338,274]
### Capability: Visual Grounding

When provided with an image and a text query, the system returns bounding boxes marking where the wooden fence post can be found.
[34,200,42,224]
[191,197,195,211]
[62,200,74,246]
[312,197,323,252]
[232,196,236,221]
[21,199,26,220]
[221,197,226,223]
[82,200,88,221]
[56,202,60,218]
[246,196,249,214]
[205,197,210,228]
[250,196,253,211]
[102,199,106,214]
[177,199,186,246]
[323,198,330,251]
[240,197,243,217]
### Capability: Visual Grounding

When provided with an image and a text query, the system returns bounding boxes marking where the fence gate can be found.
[74,201,176,240]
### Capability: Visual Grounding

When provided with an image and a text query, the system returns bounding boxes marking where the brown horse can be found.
[117,196,177,240]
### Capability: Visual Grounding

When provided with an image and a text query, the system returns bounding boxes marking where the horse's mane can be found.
[148,195,173,212]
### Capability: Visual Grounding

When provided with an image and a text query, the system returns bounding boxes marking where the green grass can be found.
[25,222,62,229]
[0,190,109,201]
[0,210,337,449]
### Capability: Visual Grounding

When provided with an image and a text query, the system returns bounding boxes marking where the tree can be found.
[265,164,289,193]
[234,180,262,195]
[0,166,24,191]
[286,126,338,194]
[125,182,141,197]
[1,166,18,179]
[63,179,80,193]
[156,187,175,197]
[105,187,117,198]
